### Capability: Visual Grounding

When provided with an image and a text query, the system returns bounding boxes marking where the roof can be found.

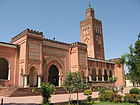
[0,41,17,48]
[88,57,115,64]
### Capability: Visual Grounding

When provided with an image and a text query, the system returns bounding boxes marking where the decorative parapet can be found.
[43,38,70,46]
[109,58,121,62]
[70,42,87,48]
[11,28,43,43]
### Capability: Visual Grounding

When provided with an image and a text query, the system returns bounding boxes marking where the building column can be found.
[96,76,98,81]
[89,75,92,81]
[23,75,28,87]
[38,76,42,87]
[107,76,109,81]
[102,76,104,81]
[59,76,61,86]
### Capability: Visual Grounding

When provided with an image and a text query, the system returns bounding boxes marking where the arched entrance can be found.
[29,66,38,87]
[48,65,59,86]
[0,58,9,80]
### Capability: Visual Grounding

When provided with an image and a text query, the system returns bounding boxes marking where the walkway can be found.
[0,87,139,105]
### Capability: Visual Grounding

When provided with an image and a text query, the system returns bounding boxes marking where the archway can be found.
[109,70,112,78]
[98,69,102,81]
[104,69,108,81]
[92,69,96,81]
[29,66,38,87]
[0,58,9,80]
[48,65,59,86]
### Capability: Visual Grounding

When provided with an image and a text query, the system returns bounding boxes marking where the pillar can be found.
[102,76,104,81]
[23,75,28,87]
[59,75,61,86]
[38,76,42,87]
[96,76,98,81]
[89,75,92,81]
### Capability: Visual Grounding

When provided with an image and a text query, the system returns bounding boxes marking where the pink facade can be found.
[0,6,125,88]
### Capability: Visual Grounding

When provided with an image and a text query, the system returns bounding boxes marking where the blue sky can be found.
[0,0,140,61]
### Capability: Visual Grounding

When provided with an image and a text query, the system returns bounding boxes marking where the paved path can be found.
[0,87,139,105]
[0,92,99,104]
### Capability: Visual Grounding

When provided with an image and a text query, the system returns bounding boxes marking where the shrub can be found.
[99,91,114,102]
[124,93,138,102]
[112,93,122,103]
[40,83,56,104]
[84,89,92,102]
[99,91,122,103]
[130,88,140,94]
[97,87,106,94]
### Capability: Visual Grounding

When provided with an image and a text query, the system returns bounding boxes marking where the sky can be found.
[0,0,140,61]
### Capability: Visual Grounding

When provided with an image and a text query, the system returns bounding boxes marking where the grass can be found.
[54,102,137,105]
[94,102,137,105]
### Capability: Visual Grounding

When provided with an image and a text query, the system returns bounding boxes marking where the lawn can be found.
[94,102,137,105]
[54,102,137,105]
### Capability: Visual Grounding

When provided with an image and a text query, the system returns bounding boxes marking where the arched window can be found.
[104,69,108,81]
[0,58,9,80]
[109,70,112,78]
[92,68,96,81]
[98,69,102,81]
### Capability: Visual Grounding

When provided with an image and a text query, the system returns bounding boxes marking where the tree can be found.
[40,83,56,104]
[119,33,140,85]
[63,72,88,105]
[109,77,118,92]
[63,72,75,105]
[72,72,88,105]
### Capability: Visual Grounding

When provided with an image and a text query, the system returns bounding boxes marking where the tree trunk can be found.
[77,90,79,105]
[69,92,72,105]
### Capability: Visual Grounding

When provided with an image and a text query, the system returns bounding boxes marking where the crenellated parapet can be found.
[44,38,70,46]
[70,42,87,48]
[11,28,43,43]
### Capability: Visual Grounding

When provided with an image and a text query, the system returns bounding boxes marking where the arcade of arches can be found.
[22,64,61,87]
[89,68,113,82]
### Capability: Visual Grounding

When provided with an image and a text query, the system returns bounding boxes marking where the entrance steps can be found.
[0,87,67,97]
[0,87,17,97]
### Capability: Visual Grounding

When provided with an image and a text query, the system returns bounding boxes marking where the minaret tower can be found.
[80,4,105,59]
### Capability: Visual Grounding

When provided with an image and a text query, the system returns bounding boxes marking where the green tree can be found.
[40,83,56,104]
[109,77,118,92]
[72,72,88,105]
[63,72,75,105]
[63,72,88,105]
[119,33,140,85]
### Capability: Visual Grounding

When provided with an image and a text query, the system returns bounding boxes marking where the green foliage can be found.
[97,87,106,94]
[124,93,138,102]
[63,72,88,105]
[130,88,140,94]
[84,89,92,102]
[99,91,122,103]
[120,34,140,84]
[63,72,75,93]
[84,89,92,96]
[99,91,114,101]
[40,83,56,104]
[109,77,117,83]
